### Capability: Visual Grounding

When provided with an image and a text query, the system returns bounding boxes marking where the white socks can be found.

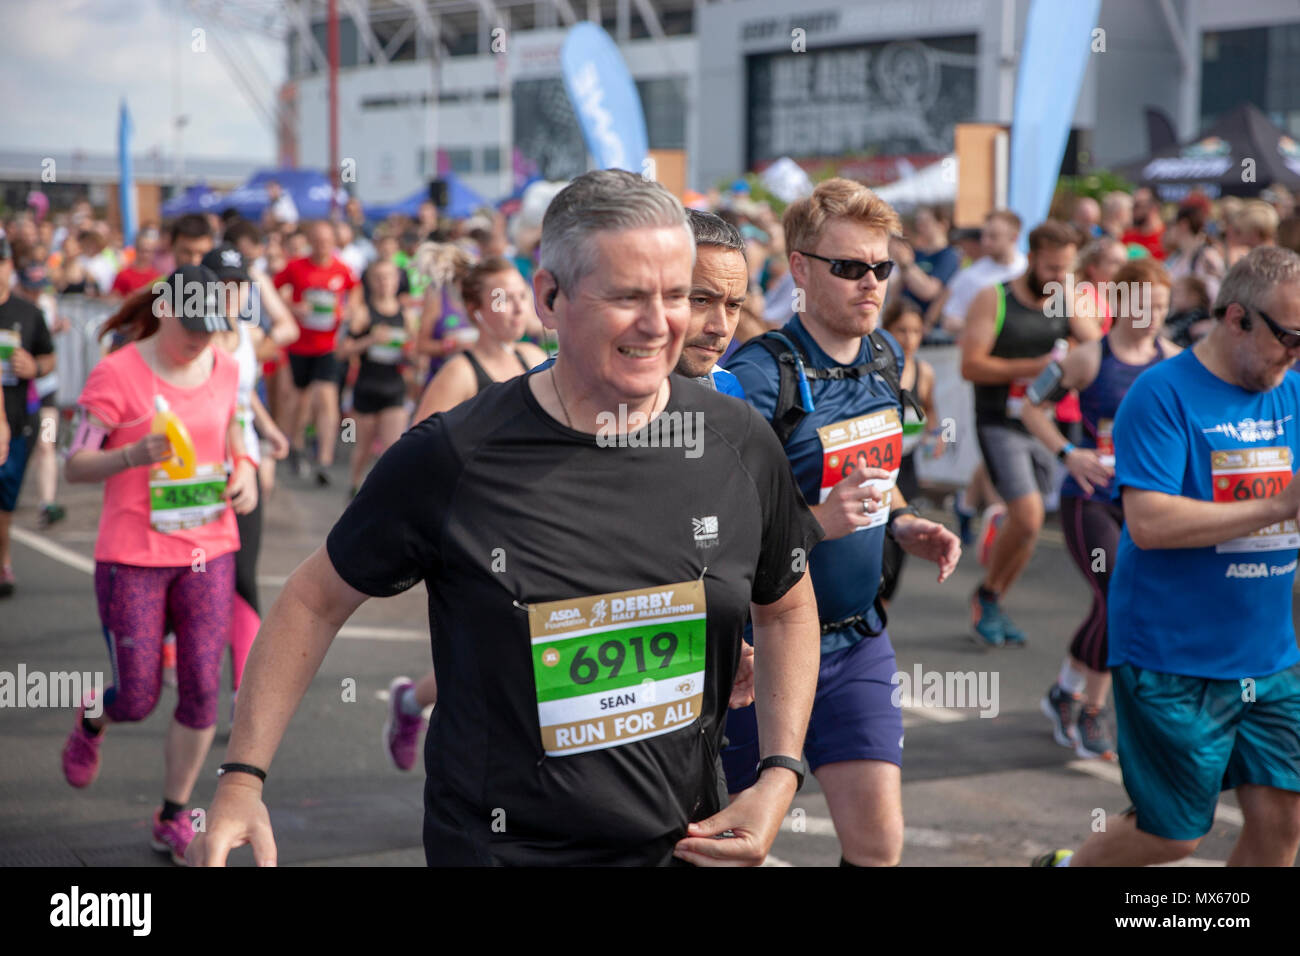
[1058,659,1086,696]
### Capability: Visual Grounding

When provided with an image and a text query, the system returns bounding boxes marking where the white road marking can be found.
[1065,757,1124,786]
[761,854,793,867]
[897,691,971,723]
[780,813,965,850]
[12,529,423,641]
[15,528,290,588]
[1157,857,1229,867]
[11,527,94,574]
[1066,759,1244,827]
[337,625,426,641]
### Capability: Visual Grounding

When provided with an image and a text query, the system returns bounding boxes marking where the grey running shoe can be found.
[1075,706,1116,761]
[1040,683,1079,749]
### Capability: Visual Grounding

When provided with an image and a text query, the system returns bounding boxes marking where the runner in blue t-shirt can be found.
[1036,247,1300,869]
[723,180,961,867]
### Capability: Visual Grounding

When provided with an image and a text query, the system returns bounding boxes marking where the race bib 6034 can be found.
[817,409,902,531]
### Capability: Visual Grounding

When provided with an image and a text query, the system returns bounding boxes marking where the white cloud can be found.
[1,0,284,162]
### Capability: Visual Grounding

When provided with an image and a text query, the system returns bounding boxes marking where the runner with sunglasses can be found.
[1037,247,1300,869]
[960,220,1099,647]
[723,179,961,867]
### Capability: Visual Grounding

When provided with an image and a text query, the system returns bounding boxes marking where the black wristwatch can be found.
[886,505,921,537]
[1057,442,1076,462]
[757,755,806,791]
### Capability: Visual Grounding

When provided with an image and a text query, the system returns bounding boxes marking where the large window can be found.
[636,78,687,151]
[1202,25,1300,138]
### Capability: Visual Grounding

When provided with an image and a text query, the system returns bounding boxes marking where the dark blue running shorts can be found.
[721,629,904,793]
[0,434,31,513]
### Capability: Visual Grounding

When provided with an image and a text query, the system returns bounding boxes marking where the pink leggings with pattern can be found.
[94,555,234,729]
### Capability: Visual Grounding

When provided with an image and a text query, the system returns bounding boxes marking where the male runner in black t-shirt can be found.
[0,236,56,597]
[192,171,824,867]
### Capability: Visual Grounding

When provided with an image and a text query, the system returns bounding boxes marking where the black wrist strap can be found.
[218,762,267,783]
[887,505,921,536]
[757,755,805,791]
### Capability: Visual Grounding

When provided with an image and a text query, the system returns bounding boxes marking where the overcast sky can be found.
[2,0,284,160]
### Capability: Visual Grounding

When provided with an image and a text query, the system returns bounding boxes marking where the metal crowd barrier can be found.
[50,295,117,409]
[913,344,980,489]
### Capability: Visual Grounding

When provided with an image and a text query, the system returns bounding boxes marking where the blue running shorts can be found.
[1112,661,1300,841]
[721,629,904,793]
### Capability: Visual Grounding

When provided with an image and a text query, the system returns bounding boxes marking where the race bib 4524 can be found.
[528,580,706,757]
[149,463,228,534]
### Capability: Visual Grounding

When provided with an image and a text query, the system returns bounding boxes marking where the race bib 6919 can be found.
[527,580,707,757]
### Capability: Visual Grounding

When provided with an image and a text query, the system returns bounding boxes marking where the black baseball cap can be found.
[153,264,236,333]
[201,244,251,282]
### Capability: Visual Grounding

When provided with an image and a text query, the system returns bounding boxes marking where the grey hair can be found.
[687,209,744,253]
[539,170,692,292]
[1213,245,1300,316]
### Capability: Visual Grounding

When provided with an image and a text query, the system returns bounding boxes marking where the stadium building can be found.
[223,0,1300,201]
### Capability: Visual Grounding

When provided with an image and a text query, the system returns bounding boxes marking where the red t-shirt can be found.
[274,256,358,356]
[112,266,162,297]
[1121,224,1166,260]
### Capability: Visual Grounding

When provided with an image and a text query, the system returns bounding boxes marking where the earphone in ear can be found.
[546,288,557,309]
[1241,314,1253,331]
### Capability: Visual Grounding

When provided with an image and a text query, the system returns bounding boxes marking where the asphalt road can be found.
[0,459,1289,867]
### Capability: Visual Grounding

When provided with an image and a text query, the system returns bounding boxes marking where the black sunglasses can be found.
[797,251,895,282]
[1252,307,1300,349]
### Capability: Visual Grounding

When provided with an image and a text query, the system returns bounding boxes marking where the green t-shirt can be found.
[393,250,429,298]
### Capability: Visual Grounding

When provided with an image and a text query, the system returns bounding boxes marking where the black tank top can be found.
[353,306,407,390]
[974,281,1070,429]
[463,349,530,395]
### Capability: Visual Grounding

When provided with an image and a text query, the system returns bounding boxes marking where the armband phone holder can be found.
[1026,361,1068,405]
